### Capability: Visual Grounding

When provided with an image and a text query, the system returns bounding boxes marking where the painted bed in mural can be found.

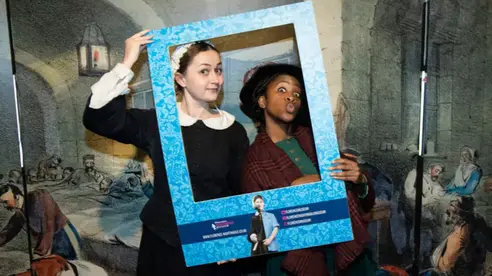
[0,157,151,275]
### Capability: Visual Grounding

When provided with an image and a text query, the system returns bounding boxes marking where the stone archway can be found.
[8,0,169,168]
[14,49,78,163]
[16,64,59,161]
[105,0,168,28]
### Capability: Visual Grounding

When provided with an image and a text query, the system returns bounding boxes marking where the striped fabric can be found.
[241,126,375,275]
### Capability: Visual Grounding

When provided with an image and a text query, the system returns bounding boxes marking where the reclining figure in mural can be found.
[36,155,64,182]
[0,184,81,260]
[426,196,492,276]
[392,164,446,258]
[444,146,482,196]
[100,160,154,200]
[64,154,111,188]
[405,163,445,208]
[0,183,110,276]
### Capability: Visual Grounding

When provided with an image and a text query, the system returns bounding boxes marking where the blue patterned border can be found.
[181,219,353,266]
[147,2,352,266]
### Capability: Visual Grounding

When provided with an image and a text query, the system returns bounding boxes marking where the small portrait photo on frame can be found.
[147,1,355,267]
[249,194,280,256]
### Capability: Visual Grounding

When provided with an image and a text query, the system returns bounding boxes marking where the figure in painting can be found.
[392,164,445,258]
[24,155,70,185]
[404,163,445,207]
[445,146,482,196]
[62,167,74,180]
[483,178,492,194]
[428,196,489,276]
[98,177,113,193]
[109,160,154,198]
[7,169,22,185]
[27,168,38,184]
[37,155,64,182]
[64,154,110,187]
[0,184,81,260]
[14,255,108,276]
[333,93,350,150]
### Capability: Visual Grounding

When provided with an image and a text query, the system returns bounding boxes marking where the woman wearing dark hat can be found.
[240,63,377,276]
[83,30,248,276]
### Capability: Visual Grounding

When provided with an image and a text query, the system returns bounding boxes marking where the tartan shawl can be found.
[241,126,375,275]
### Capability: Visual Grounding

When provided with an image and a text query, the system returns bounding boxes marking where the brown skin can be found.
[258,75,302,143]
[437,204,469,272]
[484,179,492,193]
[259,75,363,184]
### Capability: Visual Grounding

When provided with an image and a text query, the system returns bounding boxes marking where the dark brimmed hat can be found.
[82,154,95,161]
[239,63,310,125]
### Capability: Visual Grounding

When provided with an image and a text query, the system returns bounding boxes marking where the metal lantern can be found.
[77,22,110,76]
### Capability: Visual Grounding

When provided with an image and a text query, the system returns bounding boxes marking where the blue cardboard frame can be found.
[147,2,353,267]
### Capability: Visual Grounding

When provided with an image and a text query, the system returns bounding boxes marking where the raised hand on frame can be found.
[122,29,154,69]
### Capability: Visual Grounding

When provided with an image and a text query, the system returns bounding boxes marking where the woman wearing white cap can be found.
[83,30,249,276]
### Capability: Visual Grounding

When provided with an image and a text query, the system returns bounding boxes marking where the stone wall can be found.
[0,0,19,172]
[2,0,492,273]
[338,0,492,183]
[432,0,491,177]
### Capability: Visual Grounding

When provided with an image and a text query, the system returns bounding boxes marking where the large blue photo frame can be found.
[147,2,353,267]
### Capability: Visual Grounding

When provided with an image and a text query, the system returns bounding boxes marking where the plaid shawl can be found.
[241,126,375,275]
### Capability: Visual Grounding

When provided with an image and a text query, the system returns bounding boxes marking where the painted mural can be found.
[1,0,492,275]
[333,1,492,276]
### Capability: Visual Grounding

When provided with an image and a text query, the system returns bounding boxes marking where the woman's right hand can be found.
[122,29,154,69]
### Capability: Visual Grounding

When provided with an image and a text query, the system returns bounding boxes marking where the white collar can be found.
[177,102,235,130]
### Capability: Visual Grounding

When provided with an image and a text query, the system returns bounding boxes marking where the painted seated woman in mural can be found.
[239,63,377,276]
[83,30,249,276]
[445,146,482,196]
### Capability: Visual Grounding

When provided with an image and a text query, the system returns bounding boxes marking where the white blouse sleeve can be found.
[89,63,135,109]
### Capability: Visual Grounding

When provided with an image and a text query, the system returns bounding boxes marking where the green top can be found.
[275,137,318,175]
[276,137,368,198]
[269,137,335,275]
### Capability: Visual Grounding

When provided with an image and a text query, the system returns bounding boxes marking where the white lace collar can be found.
[177,102,235,130]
